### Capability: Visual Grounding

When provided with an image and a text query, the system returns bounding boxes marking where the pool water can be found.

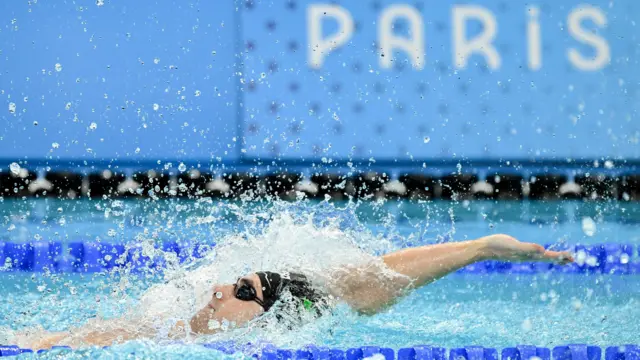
[0,198,639,357]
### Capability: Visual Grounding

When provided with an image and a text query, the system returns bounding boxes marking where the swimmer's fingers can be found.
[477,235,573,265]
[515,241,573,264]
[541,250,574,264]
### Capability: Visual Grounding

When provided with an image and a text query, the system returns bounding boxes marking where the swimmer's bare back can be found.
[23,234,573,350]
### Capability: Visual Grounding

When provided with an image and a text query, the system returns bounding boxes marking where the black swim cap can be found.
[255,271,324,313]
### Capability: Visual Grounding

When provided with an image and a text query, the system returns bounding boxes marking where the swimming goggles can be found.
[233,280,266,309]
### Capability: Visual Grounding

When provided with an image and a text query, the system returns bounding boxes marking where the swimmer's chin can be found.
[189,307,217,335]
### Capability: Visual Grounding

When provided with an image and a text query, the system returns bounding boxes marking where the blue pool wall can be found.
[1,0,639,168]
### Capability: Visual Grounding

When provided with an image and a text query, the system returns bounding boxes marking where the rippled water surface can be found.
[0,198,639,358]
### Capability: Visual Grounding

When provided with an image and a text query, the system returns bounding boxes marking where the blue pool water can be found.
[1,199,639,357]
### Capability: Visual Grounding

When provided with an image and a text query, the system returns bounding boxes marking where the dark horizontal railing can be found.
[1,168,638,201]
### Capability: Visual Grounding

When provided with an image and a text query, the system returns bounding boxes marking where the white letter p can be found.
[307,5,354,69]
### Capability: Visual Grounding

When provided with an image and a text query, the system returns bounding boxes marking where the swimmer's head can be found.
[189,271,324,334]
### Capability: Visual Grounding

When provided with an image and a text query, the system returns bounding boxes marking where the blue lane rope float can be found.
[0,241,639,274]
[502,345,551,360]
[0,241,213,273]
[1,344,639,359]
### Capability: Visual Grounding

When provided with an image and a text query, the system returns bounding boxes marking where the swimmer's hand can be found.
[477,234,573,264]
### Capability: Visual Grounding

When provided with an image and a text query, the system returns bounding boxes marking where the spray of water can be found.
[7,199,410,349]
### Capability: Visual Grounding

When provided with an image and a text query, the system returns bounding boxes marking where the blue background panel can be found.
[241,0,640,161]
[1,0,639,165]
[0,1,239,162]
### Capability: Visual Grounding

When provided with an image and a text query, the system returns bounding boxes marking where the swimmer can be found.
[19,234,572,350]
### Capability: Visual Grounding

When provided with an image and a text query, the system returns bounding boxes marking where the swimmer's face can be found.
[189,273,265,334]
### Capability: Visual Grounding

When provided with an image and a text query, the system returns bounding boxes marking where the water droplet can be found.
[153,58,160,64]
[89,122,97,130]
[195,90,201,97]
[52,142,60,149]
[211,50,217,56]
[8,103,16,114]
[208,320,221,330]
[9,162,20,175]
[153,103,159,111]
[178,163,187,172]
[581,217,596,236]
[96,0,104,6]
[57,207,63,213]
[571,298,583,311]
[33,121,38,126]
[7,224,15,231]
[260,72,266,79]
[86,148,93,153]
[423,136,431,144]
[135,147,141,154]
[55,63,63,72]
[215,291,223,299]
[575,250,588,265]
[37,285,47,292]
[621,253,630,264]
[65,102,71,110]
[107,229,117,237]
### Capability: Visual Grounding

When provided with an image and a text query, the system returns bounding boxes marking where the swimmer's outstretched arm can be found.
[18,320,161,350]
[382,234,572,288]
[331,234,573,314]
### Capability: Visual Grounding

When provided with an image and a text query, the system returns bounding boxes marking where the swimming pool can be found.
[1,198,639,358]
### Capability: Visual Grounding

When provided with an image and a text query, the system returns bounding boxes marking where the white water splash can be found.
[9,201,408,349]
[581,217,596,237]
[140,210,389,322]
[9,162,21,175]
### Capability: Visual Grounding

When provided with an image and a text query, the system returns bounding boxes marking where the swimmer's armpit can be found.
[326,260,412,315]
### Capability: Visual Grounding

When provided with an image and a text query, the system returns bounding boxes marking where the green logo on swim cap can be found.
[302,298,313,310]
